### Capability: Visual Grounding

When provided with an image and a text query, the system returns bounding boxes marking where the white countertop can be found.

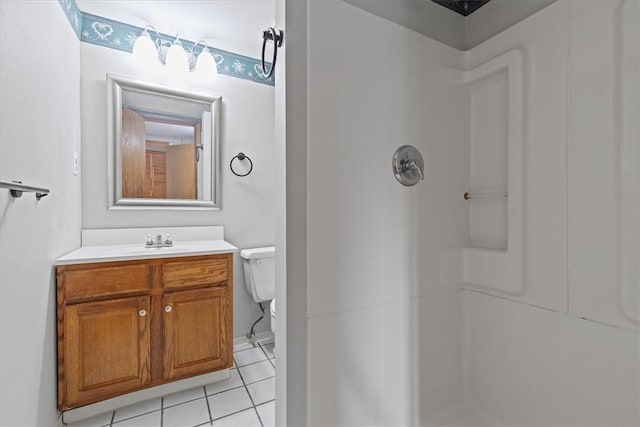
[55,240,238,265]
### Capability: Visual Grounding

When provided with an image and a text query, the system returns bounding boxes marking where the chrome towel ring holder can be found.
[261,27,283,79]
[230,152,253,177]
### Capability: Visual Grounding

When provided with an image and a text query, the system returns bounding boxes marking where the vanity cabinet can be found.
[56,254,233,411]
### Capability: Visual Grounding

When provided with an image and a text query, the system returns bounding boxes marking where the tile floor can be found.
[68,341,275,427]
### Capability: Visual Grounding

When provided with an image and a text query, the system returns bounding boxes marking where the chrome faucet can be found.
[145,233,173,248]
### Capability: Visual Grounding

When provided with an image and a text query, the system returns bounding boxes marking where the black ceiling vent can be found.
[431,0,491,16]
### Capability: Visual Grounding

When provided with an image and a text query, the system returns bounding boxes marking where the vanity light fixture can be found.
[132,26,218,76]
[190,41,218,77]
[164,35,189,73]
[132,25,161,65]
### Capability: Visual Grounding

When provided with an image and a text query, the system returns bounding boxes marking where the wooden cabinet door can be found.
[64,297,150,407]
[163,287,232,380]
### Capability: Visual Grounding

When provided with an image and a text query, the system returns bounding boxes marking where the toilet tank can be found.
[240,246,275,302]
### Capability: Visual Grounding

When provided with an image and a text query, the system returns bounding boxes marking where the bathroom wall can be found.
[290,0,639,425]
[0,2,82,426]
[78,3,276,337]
[303,1,469,424]
[460,1,640,425]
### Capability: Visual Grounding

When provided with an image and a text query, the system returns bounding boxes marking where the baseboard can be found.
[233,331,274,350]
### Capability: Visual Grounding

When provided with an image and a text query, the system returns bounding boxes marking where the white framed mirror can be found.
[107,74,221,209]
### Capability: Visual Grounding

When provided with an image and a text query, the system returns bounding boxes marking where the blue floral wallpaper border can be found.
[59,0,82,38]
[58,0,275,86]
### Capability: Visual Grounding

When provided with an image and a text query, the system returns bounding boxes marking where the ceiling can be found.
[76,0,275,58]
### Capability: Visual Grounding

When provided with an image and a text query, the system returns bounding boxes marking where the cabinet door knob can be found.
[139,309,147,317]
[165,305,173,313]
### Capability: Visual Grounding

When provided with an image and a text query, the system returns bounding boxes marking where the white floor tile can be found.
[246,378,275,405]
[260,343,275,359]
[234,347,268,367]
[162,398,210,427]
[206,369,244,395]
[208,387,253,420]
[232,342,257,352]
[237,360,274,384]
[163,386,206,408]
[67,411,113,427]
[211,408,261,427]
[113,410,160,426]
[256,401,275,427]
[113,398,161,422]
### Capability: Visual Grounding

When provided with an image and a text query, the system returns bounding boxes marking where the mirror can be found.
[107,74,221,209]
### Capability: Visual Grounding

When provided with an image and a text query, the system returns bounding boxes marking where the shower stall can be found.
[279,0,640,425]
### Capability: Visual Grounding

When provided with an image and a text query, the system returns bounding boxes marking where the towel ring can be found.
[261,27,283,79]
[230,152,253,177]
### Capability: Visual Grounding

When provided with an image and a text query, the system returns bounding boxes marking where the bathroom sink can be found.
[55,240,238,265]
[104,241,213,255]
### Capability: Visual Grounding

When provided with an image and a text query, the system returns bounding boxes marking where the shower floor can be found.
[67,340,276,427]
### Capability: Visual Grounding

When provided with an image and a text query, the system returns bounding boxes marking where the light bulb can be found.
[132,29,159,65]
[165,37,189,73]
[195,47,218,76]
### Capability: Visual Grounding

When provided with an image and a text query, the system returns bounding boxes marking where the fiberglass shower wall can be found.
[305,1,469,425]
[460,1,639,426]
[300,0,639,426]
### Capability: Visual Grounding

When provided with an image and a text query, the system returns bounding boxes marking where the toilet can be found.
[240,246,276,335]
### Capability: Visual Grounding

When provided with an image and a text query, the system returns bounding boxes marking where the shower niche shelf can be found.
[446,49,525,293]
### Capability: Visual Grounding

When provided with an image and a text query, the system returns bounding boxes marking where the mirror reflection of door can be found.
[121,108,146,198]
[121,107,200,200]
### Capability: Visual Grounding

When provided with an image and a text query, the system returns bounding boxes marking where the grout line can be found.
[206,375,275,398]
[163,395,209,410]
[233,345,262,355]
[203,386,214,426]
[256,342,271,360]
[256,342,275,368]
[255,399,276,409]
[235,358,272,370]
[160,397,164,427]
[207,384,246,397]
[211,407,256,423]
[111,408,163,425]
[235,357,264,427]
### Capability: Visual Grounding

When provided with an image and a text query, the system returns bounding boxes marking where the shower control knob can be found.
[392,145,424,187]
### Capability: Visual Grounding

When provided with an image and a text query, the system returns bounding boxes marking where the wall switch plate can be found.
[73,151,79,176]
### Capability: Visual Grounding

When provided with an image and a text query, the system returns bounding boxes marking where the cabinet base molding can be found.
[62,369,230,424]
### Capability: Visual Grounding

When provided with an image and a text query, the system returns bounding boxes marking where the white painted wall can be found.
[79,1,276,337]
[304,1,469,424]
[0,2,82,425]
